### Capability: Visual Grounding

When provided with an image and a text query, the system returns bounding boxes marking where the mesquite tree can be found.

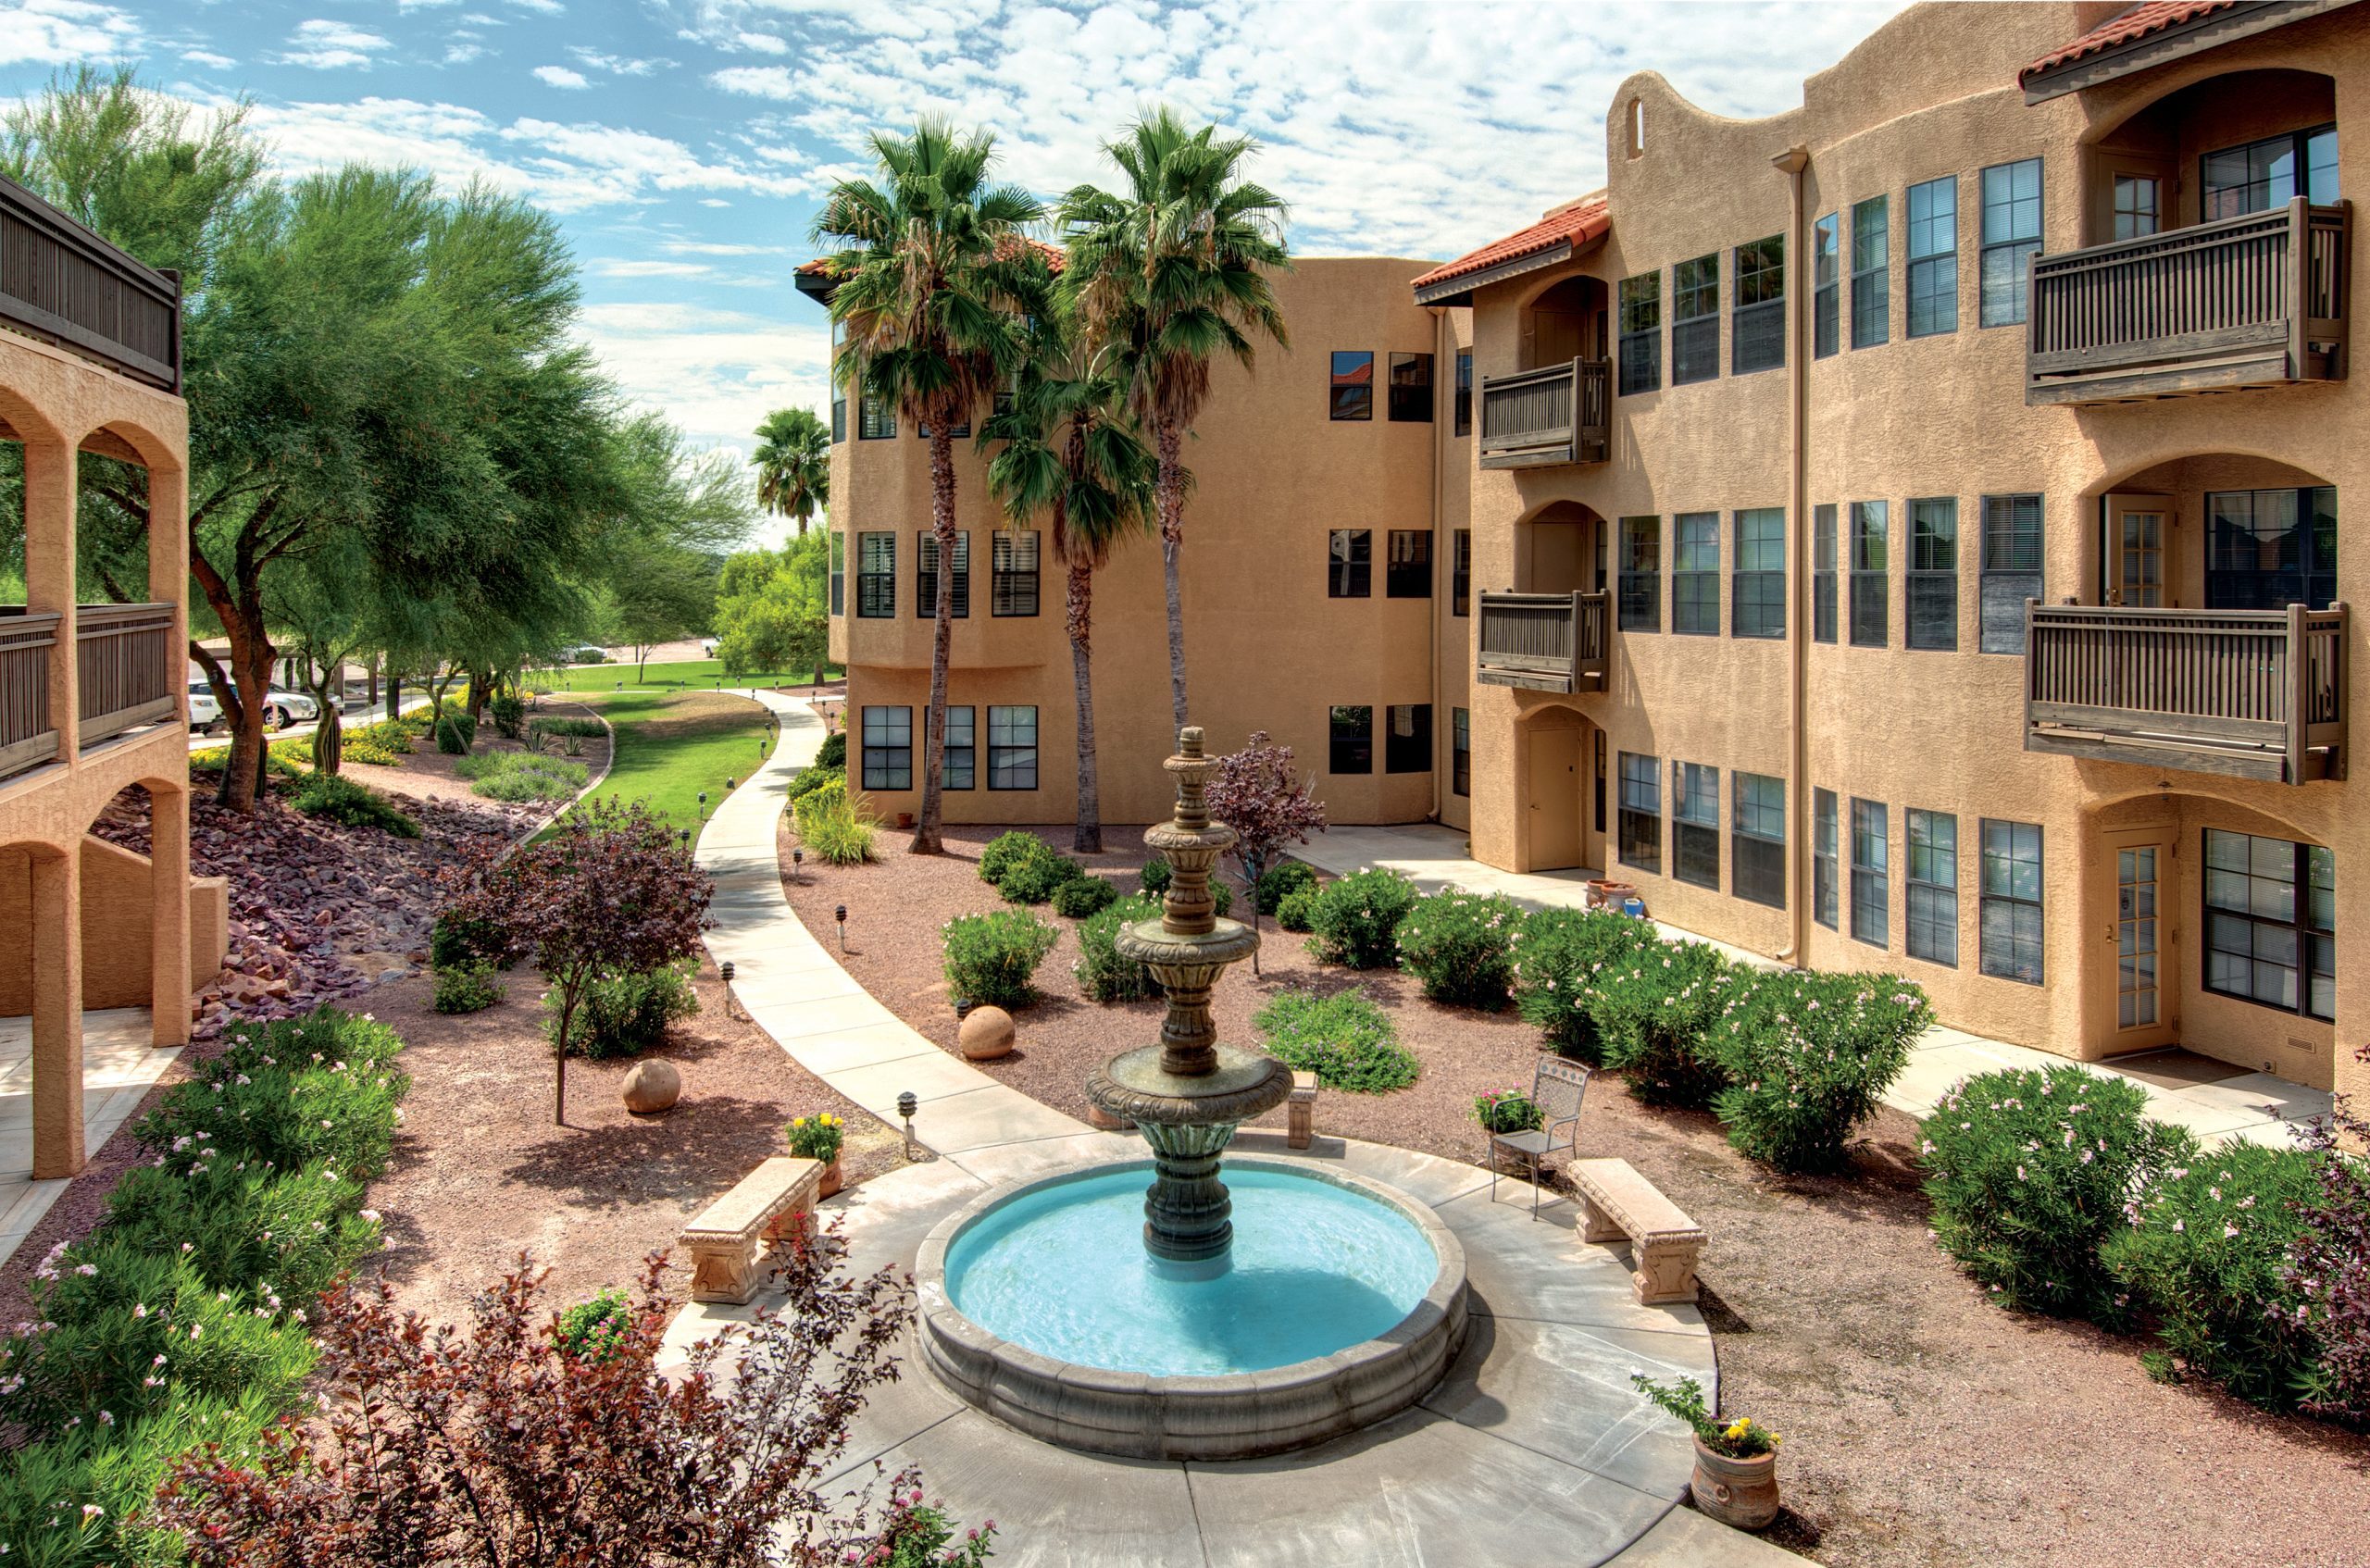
[159,1244,998,1568]
[1204,730,1328,974]
[445,799,712,1124]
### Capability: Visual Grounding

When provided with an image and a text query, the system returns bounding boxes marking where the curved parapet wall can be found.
[914,1156,1469,1461]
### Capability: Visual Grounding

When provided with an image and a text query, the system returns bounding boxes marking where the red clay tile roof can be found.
[1410,193,1610,296]
[2020,1,2239,81]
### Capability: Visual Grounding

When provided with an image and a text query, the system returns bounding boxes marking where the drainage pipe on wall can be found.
[1773,142,1811,967]
[1428,303,1451,826]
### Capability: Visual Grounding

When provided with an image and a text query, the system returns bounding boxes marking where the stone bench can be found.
[1286,1071,1319,1149]
[679,1155,824,1304]
[1569,1157,1705,1306]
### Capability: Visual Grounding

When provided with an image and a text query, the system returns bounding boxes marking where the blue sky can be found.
[5,0,1904,540]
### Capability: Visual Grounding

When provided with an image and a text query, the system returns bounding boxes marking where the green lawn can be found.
[530,656,842,694]
[546,688,777,835]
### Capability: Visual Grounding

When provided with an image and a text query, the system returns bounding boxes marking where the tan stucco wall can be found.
[0,837,225,1010]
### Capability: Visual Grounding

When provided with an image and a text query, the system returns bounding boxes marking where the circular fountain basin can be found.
[916,1157,1467,1460]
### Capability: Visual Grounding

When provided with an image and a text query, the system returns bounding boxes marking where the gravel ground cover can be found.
[776,819,2370,1568]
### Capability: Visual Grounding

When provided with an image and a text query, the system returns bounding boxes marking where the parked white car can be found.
[187,680,318,734]
[560,643,611,665]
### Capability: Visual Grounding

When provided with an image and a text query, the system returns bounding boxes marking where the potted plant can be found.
[787,1112,847,1197]
[1473,1088,1543,1174]
[1630,1374,1781,1529]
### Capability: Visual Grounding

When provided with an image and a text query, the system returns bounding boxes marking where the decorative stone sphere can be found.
[621,1059,681,1114]
[956,1005,1016,1061]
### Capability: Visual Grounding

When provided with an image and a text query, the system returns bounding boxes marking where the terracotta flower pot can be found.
[1690,1437,1779,1530]
[817,1153,843,1199]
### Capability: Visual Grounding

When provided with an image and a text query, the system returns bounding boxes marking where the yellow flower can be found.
[1724,1420,1750,1440]
[790,1116,808,1129]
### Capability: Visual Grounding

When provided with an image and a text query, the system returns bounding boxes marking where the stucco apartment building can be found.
[823,0,2366,1110]
[1,176,224,1180]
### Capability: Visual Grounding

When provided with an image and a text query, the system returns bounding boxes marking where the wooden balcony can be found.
[0,174,182,392]
[2024,602,2348,784]
[1478,356,1609,469]
[2027,197,2348,405]
[1476,590,1608,694]
[0,603,177,784]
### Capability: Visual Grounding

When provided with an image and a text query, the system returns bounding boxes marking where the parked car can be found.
[561,644,610,665]
[187,680,318,734]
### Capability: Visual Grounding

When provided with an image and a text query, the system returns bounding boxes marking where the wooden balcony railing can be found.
[77,603,177,745]
[0,610,61,781]
[1476,590,1609,694]
[2027,197,2348,405]
[0,174,182,392]
[1478,356,1609,469]
[2024,602,2347,784]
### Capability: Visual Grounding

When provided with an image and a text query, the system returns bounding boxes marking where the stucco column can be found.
[30,847,85,1179]
[20,437,78,755]
[148,781,191,1048]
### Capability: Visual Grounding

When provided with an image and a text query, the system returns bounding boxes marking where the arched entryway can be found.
[1515,703,1602,873]
[1515,499,1606,595]
[1518,275,1609,370]
[2080,68,2336,247]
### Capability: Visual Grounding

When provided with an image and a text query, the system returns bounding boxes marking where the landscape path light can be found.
[719,959,739,1020]
[697,790,708,824]
[835,903,847,952]
[792,846,804,880]
[897,1090,918,1160]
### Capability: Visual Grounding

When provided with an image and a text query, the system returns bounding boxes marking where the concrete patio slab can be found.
[0,1007,178,1267]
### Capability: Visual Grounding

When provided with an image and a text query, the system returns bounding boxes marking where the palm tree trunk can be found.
[915,423,957,855]
[1068,555,1100,854]
[1156,417,1189,733]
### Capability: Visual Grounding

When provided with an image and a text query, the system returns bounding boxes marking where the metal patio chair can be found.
[1488,1056,1591,1218]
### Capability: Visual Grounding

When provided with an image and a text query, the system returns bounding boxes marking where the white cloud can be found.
[574,300,829,479]
[591,257,714,278]
[273,18,393,70]
[735,31,789,55]
[507,0,564,13]
[568,48,662,76]
[181,47,237,70]
[444,43,486,65]
[0,0,140,65]
[534,64,590,88]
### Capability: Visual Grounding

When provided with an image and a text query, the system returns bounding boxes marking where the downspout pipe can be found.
[1773,143,1811,966]
[1428,304,1450,826]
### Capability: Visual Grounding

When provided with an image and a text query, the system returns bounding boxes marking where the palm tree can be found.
[1058,108,1291,731]
[750,407,830,536]
[810,119,1042,854]
[982,305,1156,854]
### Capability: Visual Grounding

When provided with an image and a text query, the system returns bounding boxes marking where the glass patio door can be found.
[2104,492,2169,607]
[2104,827,2178,1052]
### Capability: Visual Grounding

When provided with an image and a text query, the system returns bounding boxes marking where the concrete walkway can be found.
[692,691,1090,1175]
[0,1007,178,1267]
[1293,823,2330,1150]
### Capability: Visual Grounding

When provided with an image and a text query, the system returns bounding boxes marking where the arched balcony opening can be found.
[1478,275,1610,470]
[1476,502,1609,696]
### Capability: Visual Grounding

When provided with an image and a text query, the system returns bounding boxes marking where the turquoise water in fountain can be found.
[943,1165,1438,1376]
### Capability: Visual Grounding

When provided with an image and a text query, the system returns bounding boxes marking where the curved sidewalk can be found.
[692,691,1088,1175]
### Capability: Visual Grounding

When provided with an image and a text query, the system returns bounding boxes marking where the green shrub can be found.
[793,781,877,865]
[433,959,504,1014]
[469,753,588,803]
[430,909,510,971]
[531,715,607,741]
[1275,887,1316,932]
[942,909,1059,1009]
[547,959,698,1058]
[788,762,842,803]
[1305,867,1419,969]
[1474,1088,1543,1134]
[434,711,476,754]
[1253,861,1317,915]
[290,772,421,838]
[555,1288,635,1363]
[1051,875,1118,918]
[1583,937,1740,1109]
[1511,908,1659,1061]
[1212,878,1232,916]
[1920,1064,2197,1317]
[1074,894,1159,1002]
[1708,972,1931,1174]
[141,1009,410,1180]
[489,694,526,740]
[2103,1143,2324,1406]
[1393,890,1523,1009]
[350,717,417,754]
[998,852,1085,905]
[979,829,1054,886]
[189,743,303,780]
[1139,857,1172,898]
[1253,989,1418,1092]
[814,730,847,769]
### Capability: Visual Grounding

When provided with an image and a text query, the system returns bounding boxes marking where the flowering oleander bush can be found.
[942,909,1060,1009]
[2281,1097,2370,1425]
[2102,1142,2322,1406]
[1473,1088,1544,1135]
[995,851,1085,906]
[1050,873,1119,918]
[1253,989,1419,1093]
[978,828,1053,887]
[1075,894,1160,1003]
[0,1009,405,1565]
[1919,1064,2196,1317]
[1253,860,1318,915]
[1510,908,1658,1062]
[1584,938,1741,1109]
[1138,856,1172,897]
[1629,1375,1779,1458]
[786,1111,847,1165]
[546,958,698,1059]
[1304,867,1419,970]
[1393,890,1524,1010]
[1275,887,1317,933]
[1709,973,1932,1174]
